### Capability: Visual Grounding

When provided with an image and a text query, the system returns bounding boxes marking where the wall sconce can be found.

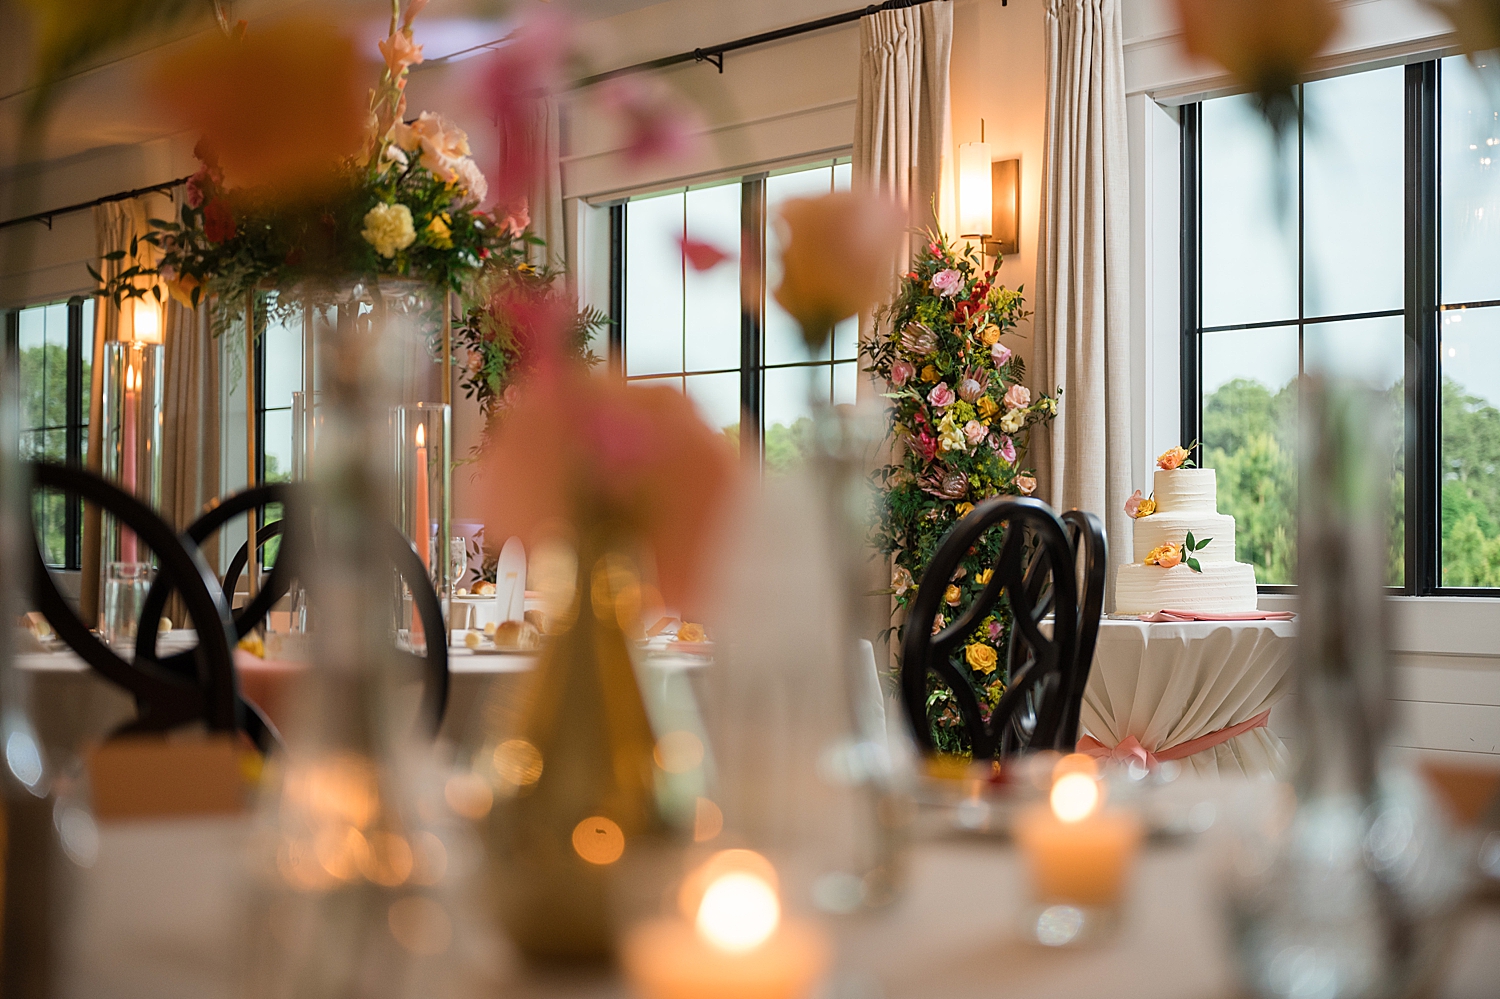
[129,295,164,345]
[988,158,1020,257]
[956,121,1021,259]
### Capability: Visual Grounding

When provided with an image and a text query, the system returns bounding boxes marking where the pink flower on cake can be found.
[1124,489,1144,517]
[931,268,963,298]
[891,359,915,386]
[1016,474,1037,495]
[1003,384,1031,410]
[927,382,956,408]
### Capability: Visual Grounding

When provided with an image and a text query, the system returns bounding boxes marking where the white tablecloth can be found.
[1081,619,1296,778]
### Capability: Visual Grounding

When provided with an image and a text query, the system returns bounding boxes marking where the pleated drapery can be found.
[853,1,954,270]
[499,95,566,271]
[1034,0,1132,608]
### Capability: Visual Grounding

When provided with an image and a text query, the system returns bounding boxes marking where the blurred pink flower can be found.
[932,268,963,298]
[185,169,209,208]
[1124,489,1145,517]
[598,76,702,166]
[991,342,1013,367]
[680,236,729,272]
[400,0,430,31]
[1003,384,1031,410]
[891,359,915,387]
[483,12,574,207]
[497,199,530,237]
[378,30,423,78]
[928,382,956,408]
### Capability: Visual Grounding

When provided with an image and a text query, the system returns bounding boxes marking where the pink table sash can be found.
[1076,709,1272,769]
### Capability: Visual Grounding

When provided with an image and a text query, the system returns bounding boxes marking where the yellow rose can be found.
[425,212,453,249]
[1137,497,1157,517]
[966,643,998,674]
[980,324,1002,345]
[955,501,975,518]
[1144,543,1182,568]
[976,569,993,585]
[676,622,706,643]
[920,364,939,383]
[1157,445,1189,470]
[976,396,999,422]
[943,585,963,606]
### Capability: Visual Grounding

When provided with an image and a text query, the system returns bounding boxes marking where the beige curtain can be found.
[1034,0,1131,608]
[853,1,954,269]
[499,96,565,271]
[853,1,954,658]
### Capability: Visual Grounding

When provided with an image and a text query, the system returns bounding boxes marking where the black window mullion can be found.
[608,203,625,376]
[1407,61,1440,593]
[1179,103,1202,460]
[64,297,83,570]
[740,174,766,467]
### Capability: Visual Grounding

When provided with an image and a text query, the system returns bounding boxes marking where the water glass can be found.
[449,536,468,589]
[102,562,154,656]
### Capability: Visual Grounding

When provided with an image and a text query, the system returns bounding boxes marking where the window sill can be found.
[1258,591,1500,657]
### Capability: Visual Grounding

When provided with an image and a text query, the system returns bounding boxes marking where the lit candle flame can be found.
[125,365,137,392]
[695,871,780,953]
[1050,772,1100,823]
[415,422,425,448]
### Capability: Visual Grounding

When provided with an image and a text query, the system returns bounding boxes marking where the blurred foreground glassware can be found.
[102,561,154,654]
[480,519,666,962]
[1,331,65,996]
[1226,379,1467,999]
[246,279,477,998]
[97,340,163,571]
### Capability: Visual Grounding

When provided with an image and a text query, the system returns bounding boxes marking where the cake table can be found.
[1078,617,1296,778]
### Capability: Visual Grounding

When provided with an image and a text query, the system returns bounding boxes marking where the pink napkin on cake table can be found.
[1141,609,1295,622]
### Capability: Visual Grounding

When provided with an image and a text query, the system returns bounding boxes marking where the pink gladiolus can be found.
[378,30,423,78]
[931,268,964,298]
[1003,384,1031,410]
[928,382,956,408]
[891,359,915,387]
[991,342,1013,367]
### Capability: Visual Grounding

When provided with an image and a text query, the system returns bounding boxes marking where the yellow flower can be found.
[943,585,963,606]
[676,622,706,643]
[980,324,1002,345]
[1157,445,1189,470]
[976,396,999,422]
[920,364,939,383]
[966,643,998,674]
[361,202,416,258]
[1144,543,1182,568]
[425,212,453,249]
[955,501,975,518]
[976,569,993,585]
[1137,497,1157,517]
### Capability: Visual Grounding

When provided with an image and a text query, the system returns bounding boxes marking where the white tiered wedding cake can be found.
[1114,463,1258,615]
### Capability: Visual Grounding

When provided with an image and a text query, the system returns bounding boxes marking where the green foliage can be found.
[764,418,815,473]
[865,231,1059,753]
[1441,377,1500,586]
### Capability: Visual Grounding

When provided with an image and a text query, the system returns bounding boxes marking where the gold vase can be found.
[485,532,662,963]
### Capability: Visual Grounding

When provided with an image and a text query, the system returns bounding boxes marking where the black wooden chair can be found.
[136,485,451,741]
[26,463,244,741]
[899,497,1107,760]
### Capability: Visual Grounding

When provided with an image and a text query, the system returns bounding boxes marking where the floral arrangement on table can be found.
[95,3,528,322]
[865,231,1060,754]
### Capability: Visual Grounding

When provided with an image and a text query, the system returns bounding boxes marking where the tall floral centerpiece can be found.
[865,233,1059,754]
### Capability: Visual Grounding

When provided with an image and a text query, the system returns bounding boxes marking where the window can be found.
[1184,59,1500,594]
[614,160,857,470]
[6,298,94,569]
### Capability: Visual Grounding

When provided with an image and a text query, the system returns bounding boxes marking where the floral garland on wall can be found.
[865,233,1060,754]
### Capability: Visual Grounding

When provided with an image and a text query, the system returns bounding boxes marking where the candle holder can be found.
[393,403,451,644]
[1013,758,1143,948]
[98,341,163,573]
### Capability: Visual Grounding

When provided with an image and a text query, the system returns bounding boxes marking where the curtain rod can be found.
[573,0,975,89]
[0,176,188,232]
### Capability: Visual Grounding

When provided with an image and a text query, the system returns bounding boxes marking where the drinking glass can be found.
[449,537,468,590]
[102,562,154,655]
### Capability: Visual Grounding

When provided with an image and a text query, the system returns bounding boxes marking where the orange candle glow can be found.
[622,852,829,999]
[1013,759,1143,907]
[413,422,430,570]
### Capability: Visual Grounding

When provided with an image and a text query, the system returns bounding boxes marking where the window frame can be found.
[1181,59,1499,597]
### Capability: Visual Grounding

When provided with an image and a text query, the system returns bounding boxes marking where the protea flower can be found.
[919,469,969,500]
[956,366,990,403]
[900,321,937,355]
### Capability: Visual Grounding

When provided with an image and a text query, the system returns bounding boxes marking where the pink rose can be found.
[991,342,1013,367]
[891,359,915,387]
[1016,475,1037,496]
[988,620,1003,641]
[185,167,212,209]
[927,382,956,408]
[963,420,987,447]
[1123,489,1144,517]
[932,268,964,298]
[1003,384,1031,410]
[992,434,1016,463]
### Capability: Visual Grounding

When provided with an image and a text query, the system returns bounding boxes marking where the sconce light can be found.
[958,131,993,241]
[130,295,163,345]
[988,158,1020,257]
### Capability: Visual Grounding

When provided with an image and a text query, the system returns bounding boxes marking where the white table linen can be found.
[1081,618,1296,778]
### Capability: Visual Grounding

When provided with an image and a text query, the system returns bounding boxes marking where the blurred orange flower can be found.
[150,19,370,195]
[1421,1,1500,58]
[378,29,423,77]
[1173,0,1339,134]
[773,190,904,353]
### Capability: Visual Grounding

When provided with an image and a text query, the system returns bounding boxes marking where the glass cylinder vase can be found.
[392,403,451,645]
[98,341,163,571]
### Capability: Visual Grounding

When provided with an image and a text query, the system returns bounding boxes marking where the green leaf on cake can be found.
[1186,556,1202,573]
[1185,531,1196,550]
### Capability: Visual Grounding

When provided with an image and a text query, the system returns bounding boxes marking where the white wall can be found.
[1123,0,1500,763]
